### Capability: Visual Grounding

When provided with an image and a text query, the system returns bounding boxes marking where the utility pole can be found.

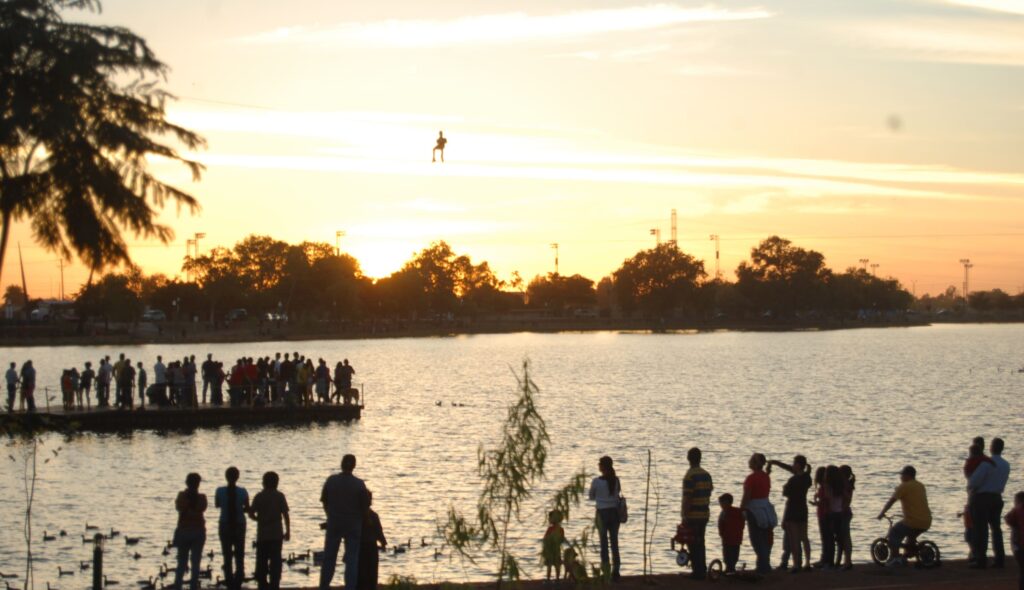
[18,243,29,306]
[193,232,206,258]
[336,230,346,256]
[959,258,973,310]
[58,259,65,302]
[670,209,678,247]
[870,263,879,276]
[185,239,195,282]
[650,228,661,246]
[709,234,721,280]
[550,243,559,276]
[859,258,869,272]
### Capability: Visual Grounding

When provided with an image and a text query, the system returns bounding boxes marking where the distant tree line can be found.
[9,234,977,326]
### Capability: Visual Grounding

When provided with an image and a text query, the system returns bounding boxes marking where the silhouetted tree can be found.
[75,273,141,327]
[4,284,26,307]
[527,273,596,314]
[383,241,500,318]
[0,0,205,285]
[735,236,829,316]
[612,243,705,318]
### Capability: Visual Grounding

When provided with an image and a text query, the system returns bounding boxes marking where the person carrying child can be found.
[543,510,565,581]
[718,493,745,573]
[249,471,290,590]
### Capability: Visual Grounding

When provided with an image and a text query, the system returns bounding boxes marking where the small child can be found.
[248,471,290,590]
[718,493,745,573]
[1003,491,1024,590]
[543,510,565,581]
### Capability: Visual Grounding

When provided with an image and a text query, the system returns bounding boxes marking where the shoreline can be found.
[0,317,963,348]
[305,559,1018,590]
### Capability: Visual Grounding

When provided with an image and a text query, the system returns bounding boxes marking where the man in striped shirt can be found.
[683,447,714,580]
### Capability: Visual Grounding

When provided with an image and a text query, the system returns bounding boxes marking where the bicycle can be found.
[870,514,941,568]
[671,523,724,581]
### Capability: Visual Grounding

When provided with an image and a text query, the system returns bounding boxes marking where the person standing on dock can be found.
[740,453,776,575]
[249,471,290,590]
[968,437,1010,569]
[202,354,215,405]
[320,454,370,590]
[121,359,136,409]
[137,362,148,408]
[339,359,356,405]
[5,362,18,412]
[216,467,250,590]
[113,353,127,408]
[173,472,208,590]
[186,356,199,407]
[19,360,35,413]
[154,356,167,402]
[79,361,94,409]
[97,358,112,407]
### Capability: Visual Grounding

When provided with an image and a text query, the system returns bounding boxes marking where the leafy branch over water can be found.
[440,361,590,587]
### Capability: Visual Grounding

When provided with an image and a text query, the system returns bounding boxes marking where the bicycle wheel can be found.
[917,541,940,568]
[708,559,723,582]
[870,538,891,565]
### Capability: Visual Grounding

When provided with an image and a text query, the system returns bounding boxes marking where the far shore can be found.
[2,316,1022,348]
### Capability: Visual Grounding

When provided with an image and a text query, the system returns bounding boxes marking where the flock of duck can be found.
[2,524,445,590]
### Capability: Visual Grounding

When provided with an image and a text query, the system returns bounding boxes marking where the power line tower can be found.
[670,209,678,247]
[550,243,559,276]
[959,258,973,309]
[650,228,661,246]
[709,234,721,280]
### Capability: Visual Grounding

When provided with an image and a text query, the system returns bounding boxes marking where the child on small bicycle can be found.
[877,465,932,566]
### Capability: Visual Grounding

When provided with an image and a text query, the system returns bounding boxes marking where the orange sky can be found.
[4,0,1024,300]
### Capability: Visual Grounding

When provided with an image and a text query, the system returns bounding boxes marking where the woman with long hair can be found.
[769,455,812,572]
[174,473,208,590]
[740,453,775,574]
[838,465,855,569]
[810,466,827,568]
[588,456,622,580]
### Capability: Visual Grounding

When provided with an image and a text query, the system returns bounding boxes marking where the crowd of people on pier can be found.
[3,352,359,413]
[165,437,1022,590]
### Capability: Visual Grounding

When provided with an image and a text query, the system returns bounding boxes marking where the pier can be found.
[0,403,362,433]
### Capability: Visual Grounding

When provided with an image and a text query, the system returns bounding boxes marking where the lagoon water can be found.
[1,324,1023,586]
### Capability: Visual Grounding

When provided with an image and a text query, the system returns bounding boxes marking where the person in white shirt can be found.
[5,362,19,412]
[968,437,1011,568]
[588,455,622,581]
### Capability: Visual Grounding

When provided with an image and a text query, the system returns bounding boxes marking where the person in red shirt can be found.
[964,437,993,477]
[718,494,745,573]
[1004,491,1024,590]
[741,453,774,574]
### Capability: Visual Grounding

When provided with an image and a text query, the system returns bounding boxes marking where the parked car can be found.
[226,308,248,321]
[141,309,166,321]
[263,312,288,322]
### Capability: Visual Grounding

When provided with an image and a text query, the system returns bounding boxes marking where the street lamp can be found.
[194,232,206,257]
[550,243,559,276]
[336,230,346,256]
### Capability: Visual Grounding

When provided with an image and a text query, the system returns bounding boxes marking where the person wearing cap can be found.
[877,465,932,564]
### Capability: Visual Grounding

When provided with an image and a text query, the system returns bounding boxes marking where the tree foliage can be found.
[612,243,706,317]
[0,0,204,285]
[527,273,596,313]
[735,236,830,316]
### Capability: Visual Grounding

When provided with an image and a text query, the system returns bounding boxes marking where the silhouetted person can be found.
[216,467,250,590]
[432,131,447,163]
[682,447,713,580]
[249,471,290,590]
[969,438,1010,568]
[740,453,773,574]
[320,454,369,590]
[20,360,35,412]
[588,455,621,581]
[174,473,207,590]
[5,362,18,412]
[357,491,387,590]
[202,353,215,404]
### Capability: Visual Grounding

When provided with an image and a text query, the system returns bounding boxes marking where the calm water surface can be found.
[1,325,1022,586]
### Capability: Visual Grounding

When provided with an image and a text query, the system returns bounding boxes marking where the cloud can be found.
[848,19,1024,66]
[552,43,673,62]
[237,4,773,48]
[943,0,1024,16]
[677,64,757,76]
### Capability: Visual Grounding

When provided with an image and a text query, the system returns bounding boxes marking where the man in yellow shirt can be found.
[877,465,932,565]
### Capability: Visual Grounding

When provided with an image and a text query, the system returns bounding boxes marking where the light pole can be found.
[959,258,973,310]
[193,232,206,257]
[649,228,661,246]
[859,258,869,272]
[185,239,195,282]
[550,243,559,276]
[870,263,879,276]
[709,234,721,280]
[336,230,346,256]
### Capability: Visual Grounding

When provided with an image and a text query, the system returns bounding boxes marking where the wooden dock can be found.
[1,403,362,433]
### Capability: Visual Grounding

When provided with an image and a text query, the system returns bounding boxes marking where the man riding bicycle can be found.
[877,465,933,565]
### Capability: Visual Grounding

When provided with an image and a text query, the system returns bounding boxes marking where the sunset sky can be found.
[6,0,1024,299]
